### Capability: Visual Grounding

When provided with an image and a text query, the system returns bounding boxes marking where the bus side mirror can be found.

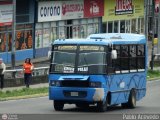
[48,50,51,59]
[111,50,117,59]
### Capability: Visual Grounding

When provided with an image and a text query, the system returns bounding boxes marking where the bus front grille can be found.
[61,80,89,87]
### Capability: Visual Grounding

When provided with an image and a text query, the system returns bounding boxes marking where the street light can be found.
[11,0,16,69]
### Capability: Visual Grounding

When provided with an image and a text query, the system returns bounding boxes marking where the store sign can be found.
[115,0,134,15]
[38,1,62,22]
[84,0,104,17]
[0,4,13,26]
[61,0,84,20]
[103,0,144,21]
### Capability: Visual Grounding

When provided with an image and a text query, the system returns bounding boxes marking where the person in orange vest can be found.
[23,58,34,88]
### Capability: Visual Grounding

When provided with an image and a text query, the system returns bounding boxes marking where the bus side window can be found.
[107,48,115,74]
[113,45,121,73]
[108,45,121,74]
[129,45,137,72]
[121,45,129,72]
[137,45,145,70]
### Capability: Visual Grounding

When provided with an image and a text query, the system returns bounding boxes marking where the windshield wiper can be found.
[83,54,88,66]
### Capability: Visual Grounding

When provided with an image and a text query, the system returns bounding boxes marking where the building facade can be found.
[0,0,147,63]
[0,0,104,62]
[0,0,35,63]
[35,0,104,57]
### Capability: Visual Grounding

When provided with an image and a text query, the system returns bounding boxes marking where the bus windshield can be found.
[78,52,106,66]
[53,51,76,66]
[50,45,107,74]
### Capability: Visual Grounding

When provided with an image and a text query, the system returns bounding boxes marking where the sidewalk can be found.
[2,57,50,92]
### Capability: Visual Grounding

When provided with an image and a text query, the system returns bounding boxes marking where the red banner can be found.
[0,22,12,26]
[84,0,104,18]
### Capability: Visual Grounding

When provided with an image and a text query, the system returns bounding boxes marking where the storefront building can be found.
[102,0,144,34]
[0,0,104,63]
[35,0,104,57]
[0,0,35,63]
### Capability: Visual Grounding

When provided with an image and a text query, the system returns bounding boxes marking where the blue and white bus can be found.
[49,33,147,112]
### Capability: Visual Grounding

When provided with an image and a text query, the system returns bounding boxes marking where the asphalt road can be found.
[0,80,160,120]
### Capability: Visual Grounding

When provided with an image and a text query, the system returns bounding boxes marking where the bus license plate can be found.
[70,92,78,96]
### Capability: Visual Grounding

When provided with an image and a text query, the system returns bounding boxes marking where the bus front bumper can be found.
[49,87,105,102]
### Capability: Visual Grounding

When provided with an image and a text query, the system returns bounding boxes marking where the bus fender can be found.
[93,88,105,101]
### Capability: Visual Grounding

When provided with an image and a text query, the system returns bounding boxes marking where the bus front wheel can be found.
[54,100,64,111]
[122,89,136,108]
[96,97,108,112]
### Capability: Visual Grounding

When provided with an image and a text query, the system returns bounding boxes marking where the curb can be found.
[147,77,160,81]
[0,93,48,101]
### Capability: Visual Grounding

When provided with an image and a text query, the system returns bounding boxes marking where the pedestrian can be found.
[23,58,34,88]
[0,58,6,89]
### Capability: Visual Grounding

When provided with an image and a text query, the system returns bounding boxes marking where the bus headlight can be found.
[50,81,61,87]
[89,82,102,88]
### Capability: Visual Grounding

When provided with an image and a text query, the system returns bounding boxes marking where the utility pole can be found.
[11,0,16,69]
[158,0,160,54]
[150,0,155,70]
[144,0,148,44]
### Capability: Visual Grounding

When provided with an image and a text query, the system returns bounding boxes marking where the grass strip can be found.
[0,87,48,100]
[147,69,160,80]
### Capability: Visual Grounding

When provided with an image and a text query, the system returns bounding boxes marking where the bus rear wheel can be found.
[54,100,64,111]
[122,89,136,108]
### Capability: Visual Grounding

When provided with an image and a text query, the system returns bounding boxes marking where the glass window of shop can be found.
[94,18,99,34]
[59,21,65,39]
[108,22,113,33]
[120,20,125,33]
[138,18,145,34]
[43,23,51,47]
[131,19,136,33]
[16,24,33,50]
[73,20,79,38]
[126,20,131,33]
[35,17,100,48]
[114,21,119,33]
[141,18,144,34]
[0,25,12,52]
[51,22,58,43]
[66,20,73,39]
[80,19,87,38]
[35,23,43,49]
[138,18,141,34]
[88,18,95,35]
[106,18,144,34]
[16,0,34,23]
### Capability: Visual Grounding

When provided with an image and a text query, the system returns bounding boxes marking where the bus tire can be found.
[128,89,136,108]
[54,100,64,111]
[96,97,108,112]
[122,89,136,108]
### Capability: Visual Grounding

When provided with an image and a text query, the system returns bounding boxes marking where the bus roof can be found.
[53,33,146,45]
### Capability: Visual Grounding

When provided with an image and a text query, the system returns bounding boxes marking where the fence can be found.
[4,67,49,88]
